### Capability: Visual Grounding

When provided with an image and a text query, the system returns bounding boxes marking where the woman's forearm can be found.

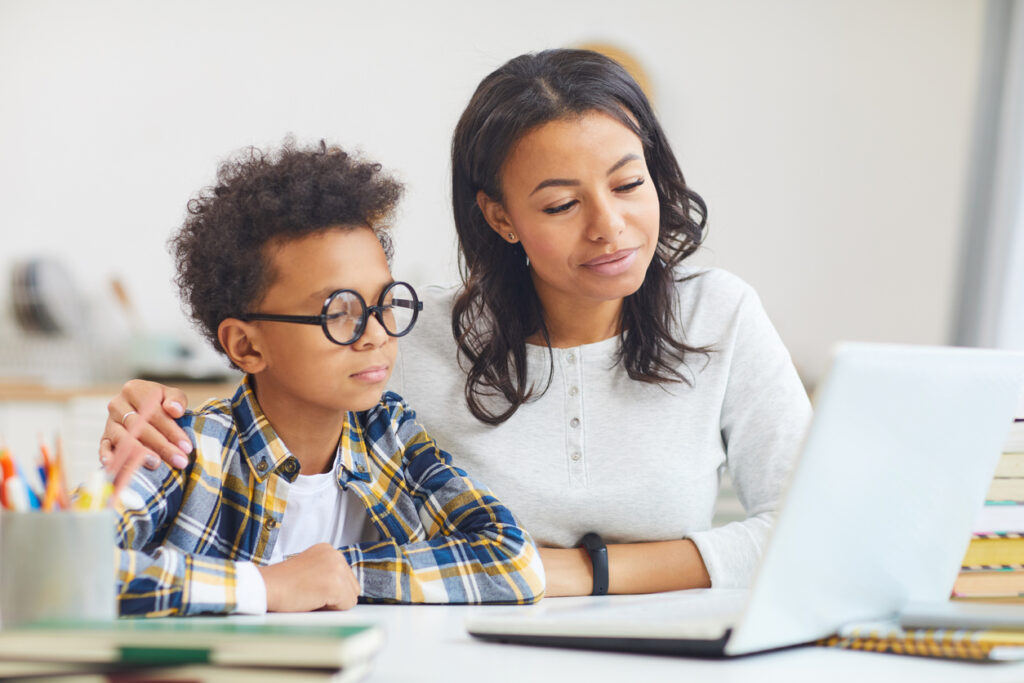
[538,539,711,597]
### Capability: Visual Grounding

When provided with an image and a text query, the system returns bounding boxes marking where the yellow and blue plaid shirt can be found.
[116,376,544,616]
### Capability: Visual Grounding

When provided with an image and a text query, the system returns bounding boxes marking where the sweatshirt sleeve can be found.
[338,397,545,604]
[686,283,812,588]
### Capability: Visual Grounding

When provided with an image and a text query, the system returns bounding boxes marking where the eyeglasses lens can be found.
[381,283,416,336]
[325,291,363,344]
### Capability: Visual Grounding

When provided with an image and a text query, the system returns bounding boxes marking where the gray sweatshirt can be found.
[390,267,812,588]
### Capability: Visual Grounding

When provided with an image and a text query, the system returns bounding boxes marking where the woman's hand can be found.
[100,380,193,492]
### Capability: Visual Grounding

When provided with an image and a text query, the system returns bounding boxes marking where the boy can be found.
[115,140,544,616]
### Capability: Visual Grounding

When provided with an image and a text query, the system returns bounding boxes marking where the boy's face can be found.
[248,226,398,414]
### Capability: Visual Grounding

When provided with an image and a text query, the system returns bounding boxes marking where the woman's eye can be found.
[543,200,577,215]
[615,178,645,192]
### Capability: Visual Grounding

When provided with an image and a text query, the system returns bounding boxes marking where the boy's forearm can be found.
[341,524,545,605]
[383,413,545,603]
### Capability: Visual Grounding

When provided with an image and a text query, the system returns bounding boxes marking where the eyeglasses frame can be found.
[241,280,423,346]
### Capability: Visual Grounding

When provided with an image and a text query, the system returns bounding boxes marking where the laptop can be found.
[467,343,1024,657]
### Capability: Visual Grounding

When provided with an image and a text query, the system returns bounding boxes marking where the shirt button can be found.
[256,461,269,473]
[566,352,576,364]
[283,460,297,474]
[570,417,580,429]
[264,518,277,530]
[571,452,582,461]
[569,386,579,397]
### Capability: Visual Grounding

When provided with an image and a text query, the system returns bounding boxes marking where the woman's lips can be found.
[351,365,389,383]
[581,248,638,276]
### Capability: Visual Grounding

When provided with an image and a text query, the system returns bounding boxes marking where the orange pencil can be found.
[40,438,56,510]
[0,446,14,509]
[39,435,52,470]
[42,468,59,510]
[54,436,70,510]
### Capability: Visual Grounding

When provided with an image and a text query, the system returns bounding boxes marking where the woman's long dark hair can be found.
[451,48,710,425]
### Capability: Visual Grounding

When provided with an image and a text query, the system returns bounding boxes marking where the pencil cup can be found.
[0,510,116,627]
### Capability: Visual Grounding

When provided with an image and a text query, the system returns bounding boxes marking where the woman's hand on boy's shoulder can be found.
[258,543,360,612]
[100,379,194,493]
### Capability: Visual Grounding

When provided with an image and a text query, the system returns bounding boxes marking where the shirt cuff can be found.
[234,561,268,614]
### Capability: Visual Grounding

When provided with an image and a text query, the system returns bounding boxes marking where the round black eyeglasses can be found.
[242,281,423,346]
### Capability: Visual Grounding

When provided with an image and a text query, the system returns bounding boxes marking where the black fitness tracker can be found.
[579,532,609,596]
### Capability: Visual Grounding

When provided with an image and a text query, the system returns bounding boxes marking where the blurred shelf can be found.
[0,380,239,402]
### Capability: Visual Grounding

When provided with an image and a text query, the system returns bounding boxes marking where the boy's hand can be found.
[258,543,361,612]
[100,380,193,492]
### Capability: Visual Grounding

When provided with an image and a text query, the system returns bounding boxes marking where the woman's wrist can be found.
[579,532,608,595]
[536,547,593,597]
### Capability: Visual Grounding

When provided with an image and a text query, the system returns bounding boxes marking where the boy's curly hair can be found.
[171,138,403,361]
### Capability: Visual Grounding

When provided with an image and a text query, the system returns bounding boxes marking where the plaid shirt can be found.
[116,376,544,616]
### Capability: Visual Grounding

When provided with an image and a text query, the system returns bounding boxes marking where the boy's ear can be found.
[217,319,267,373]
[476,190,518,244]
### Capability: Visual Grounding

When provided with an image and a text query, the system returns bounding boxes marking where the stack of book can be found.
[954,407,1024,603]
[0,618,383,682]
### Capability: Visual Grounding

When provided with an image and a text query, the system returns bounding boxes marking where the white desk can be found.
[234,594,1024,683]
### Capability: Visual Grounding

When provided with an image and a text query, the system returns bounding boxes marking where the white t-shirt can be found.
[390,267,812,589]
[268,457,380,564]
[236,454,378,613]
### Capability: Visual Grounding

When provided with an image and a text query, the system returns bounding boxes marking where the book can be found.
[0,618,383,672]
[962,534,1024,568]
[953,570,1024,597]
[1007,420,1024,453]
[986,477,1024,503]
[993,452,1024,478]
[0,661,367,682]
[973,502,1024,532]
[951,595,1024,604]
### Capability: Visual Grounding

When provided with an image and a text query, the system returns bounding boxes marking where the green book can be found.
[0,660,371,682]
[0,618,383,672]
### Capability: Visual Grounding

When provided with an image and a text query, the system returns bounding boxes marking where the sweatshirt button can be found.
[570,417,580,429]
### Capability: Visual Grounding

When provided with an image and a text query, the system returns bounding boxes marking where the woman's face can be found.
[480,110,661,312]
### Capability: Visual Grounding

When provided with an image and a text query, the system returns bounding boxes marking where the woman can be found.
[101,49,811,596]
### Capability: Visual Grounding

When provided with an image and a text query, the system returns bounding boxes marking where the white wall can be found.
[0,0,984,386]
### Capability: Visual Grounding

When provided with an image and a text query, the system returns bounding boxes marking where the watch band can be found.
[580,532,609,596]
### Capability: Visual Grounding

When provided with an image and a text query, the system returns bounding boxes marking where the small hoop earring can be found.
[507,232,517,242]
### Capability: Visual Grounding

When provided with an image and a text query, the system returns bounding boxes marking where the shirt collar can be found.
[231,375,299,482]
[337,414,372,483]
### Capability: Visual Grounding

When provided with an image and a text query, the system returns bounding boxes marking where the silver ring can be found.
[120,410,138,427]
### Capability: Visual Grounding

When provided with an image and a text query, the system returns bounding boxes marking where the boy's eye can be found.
[543,200,577,215]
[615,178,645,192]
